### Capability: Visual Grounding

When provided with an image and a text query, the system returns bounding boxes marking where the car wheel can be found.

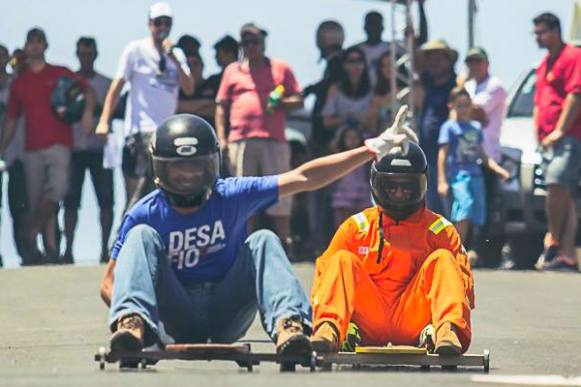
[507,233,544,269]
[476,236,506,268]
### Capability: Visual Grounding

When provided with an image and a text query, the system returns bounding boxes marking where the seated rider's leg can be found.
[311,250,390,348]
[109,224,198,347]
[391,248,471,353]
[210,229,312,354]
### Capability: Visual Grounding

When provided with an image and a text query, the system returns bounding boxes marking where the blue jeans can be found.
[109,225,312,346]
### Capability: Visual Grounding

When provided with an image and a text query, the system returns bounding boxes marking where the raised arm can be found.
[279,105,417,197]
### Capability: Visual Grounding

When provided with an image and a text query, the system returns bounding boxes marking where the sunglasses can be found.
[241,39,260,47]
[345,58,364,65]
[383,181,416,194]
[159,55,166,73]
[153,17,172,27]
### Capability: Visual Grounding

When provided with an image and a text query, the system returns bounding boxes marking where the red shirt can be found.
[534,44,581,141]
[216,58,301,143]
[7,64,87,150]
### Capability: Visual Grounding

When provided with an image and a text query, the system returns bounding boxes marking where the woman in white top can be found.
[321,46,373,145]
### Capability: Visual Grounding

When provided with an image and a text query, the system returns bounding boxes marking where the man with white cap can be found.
[96,2,194,211]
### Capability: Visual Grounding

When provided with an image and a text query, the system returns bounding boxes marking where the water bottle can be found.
[266,84,285,114]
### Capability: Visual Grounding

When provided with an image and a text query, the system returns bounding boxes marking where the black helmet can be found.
[370,142,428,221]
[50,75,86,123]
[150,114,220,208]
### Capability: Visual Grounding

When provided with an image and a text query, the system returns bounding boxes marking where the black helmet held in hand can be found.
[50,76,86,123]
[150,114,220,208]
[370,142,428,221]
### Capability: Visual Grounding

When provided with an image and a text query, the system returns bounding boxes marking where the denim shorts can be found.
[541,136,581,195]
[450,171,486,226]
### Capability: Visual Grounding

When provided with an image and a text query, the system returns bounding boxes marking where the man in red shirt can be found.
[1,28,96,263]
[215,23,303,249]
[533,13,581,272]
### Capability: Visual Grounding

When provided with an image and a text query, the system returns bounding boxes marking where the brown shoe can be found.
[275,317,311,355]
[310,322,339,353]
[435,322,462,355]
[110,314,145,351]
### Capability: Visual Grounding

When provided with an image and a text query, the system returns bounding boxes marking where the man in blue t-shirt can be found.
[100,110,417,355]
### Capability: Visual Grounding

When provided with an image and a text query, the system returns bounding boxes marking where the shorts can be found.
[541,136,581,195]
[450,171,486,226]
[122,132,154,178]
[228,138,292,216]
[23,144,71,212]
[64,151,114,210]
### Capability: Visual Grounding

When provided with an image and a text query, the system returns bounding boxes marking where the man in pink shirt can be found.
[215,23,303,249]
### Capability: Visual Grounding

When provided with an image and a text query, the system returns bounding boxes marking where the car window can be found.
[507,69,536,118]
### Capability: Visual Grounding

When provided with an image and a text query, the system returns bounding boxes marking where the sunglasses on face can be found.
[158,55,166,73]
[383,181,416,195]
[153,17,172,27]
[241,39,260,47]
[345,58,364,65]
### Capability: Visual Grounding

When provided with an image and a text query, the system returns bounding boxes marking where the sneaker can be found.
[110,314,145,351]
[310,322,340,353]
[434,322,462,355]
[341,322,361,352]
[275,317,311,355]
[535,245,560,270]
[542,255,579,272]
[498,257,517,270]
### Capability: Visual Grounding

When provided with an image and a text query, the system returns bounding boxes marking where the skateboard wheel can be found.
[483,349,490,373]
[280,362,296,372]
[442,365,457,372]
[421,365,430,371]
[98,347,106,371]
[246,362,253,372]
[309,352,317,372]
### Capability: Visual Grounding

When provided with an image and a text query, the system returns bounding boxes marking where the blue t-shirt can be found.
[438,120,483,178]
[111,176,279,285]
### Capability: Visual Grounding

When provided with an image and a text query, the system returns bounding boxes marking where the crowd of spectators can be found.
[0,2,578,272]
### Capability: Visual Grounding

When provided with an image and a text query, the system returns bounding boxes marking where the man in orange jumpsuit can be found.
[310,142,475,355]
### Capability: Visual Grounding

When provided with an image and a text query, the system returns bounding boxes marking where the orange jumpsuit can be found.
[311,206,475,352]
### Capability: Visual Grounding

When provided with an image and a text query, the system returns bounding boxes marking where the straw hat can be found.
[419,39,458,63]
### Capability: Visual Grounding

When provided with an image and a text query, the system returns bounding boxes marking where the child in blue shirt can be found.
[437,87,509,253]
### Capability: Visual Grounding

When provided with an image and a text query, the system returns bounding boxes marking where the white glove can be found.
[365,105,419,159]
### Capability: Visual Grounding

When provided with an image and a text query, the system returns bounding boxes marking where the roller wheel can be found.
[442,365,457,372]
[420,365,430,371]
[309,352,317,372]
[483,349,490,373]
[98,347,106,371]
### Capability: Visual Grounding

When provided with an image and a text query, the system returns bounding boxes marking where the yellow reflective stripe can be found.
[351,212,369,232]
[429,217,452,235]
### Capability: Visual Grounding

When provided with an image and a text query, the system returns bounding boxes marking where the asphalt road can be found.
[0,264,580,387]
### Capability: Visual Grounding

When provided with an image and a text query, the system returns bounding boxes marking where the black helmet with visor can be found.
[150,114,220,208]
[370,142,428,221]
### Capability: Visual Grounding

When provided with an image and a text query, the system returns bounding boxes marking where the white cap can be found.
[149,2,173,19]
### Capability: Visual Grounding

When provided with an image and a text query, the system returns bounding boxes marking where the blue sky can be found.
[0,0,575,266]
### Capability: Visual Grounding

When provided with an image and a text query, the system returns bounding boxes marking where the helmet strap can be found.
[377,211,385,264]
